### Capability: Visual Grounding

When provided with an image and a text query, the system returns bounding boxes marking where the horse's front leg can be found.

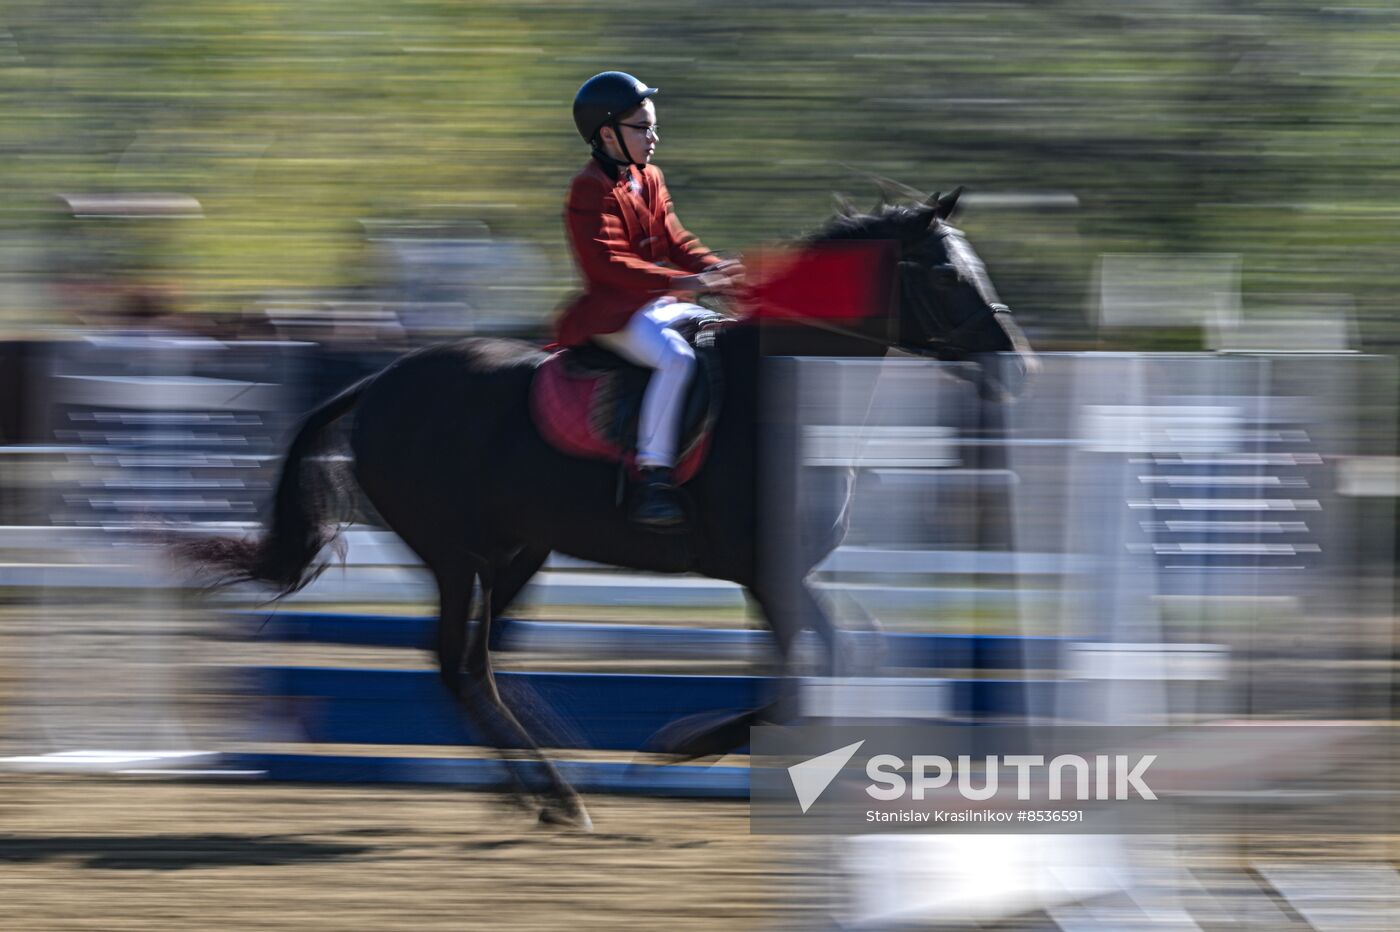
[748,575,870,732]
[756,571,863,679]
[639,575,851,761]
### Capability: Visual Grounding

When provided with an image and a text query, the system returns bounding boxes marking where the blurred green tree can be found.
[0,1,1396,349]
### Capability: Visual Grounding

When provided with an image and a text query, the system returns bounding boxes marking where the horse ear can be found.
[906,205,937,237]
[929,186,964,221]
[833,192,858,218]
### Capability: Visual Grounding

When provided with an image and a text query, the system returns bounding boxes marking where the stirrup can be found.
[631,469,686,530]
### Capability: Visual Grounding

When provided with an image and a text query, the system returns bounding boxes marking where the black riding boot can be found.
[631,467,686,530]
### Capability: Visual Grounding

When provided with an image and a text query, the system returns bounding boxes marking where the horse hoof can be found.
[538,800,593,832]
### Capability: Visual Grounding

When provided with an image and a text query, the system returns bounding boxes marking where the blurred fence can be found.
[0,343,1394,775]
[771,352,1397,928]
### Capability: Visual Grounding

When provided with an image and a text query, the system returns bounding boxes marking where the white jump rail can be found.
[0,523,1072,608]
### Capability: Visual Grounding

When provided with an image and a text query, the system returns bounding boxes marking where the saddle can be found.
[529,315,728,485]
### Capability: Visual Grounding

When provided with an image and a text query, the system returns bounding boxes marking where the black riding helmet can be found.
[573,71,657,167]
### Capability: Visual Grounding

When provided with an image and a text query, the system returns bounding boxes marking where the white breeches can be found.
[593,297,711,469]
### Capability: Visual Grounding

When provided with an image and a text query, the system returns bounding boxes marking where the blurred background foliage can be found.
[1,0,1398,348]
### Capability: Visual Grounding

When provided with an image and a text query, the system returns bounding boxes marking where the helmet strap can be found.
[594,119,645,169]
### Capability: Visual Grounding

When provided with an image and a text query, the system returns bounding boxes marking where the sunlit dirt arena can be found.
[0,776,825,931]
[4,773,1397,930]
[2,607,1395,929]
[0,601,824,931]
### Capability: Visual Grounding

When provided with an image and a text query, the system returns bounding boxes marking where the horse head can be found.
[816,186,1039,398]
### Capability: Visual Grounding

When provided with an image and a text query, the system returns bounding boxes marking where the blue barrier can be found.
[234,611,1067,670]
[223,753,750,798]
[248,666,1068,751]
[252,667,766,751]
[235,611,1070,793]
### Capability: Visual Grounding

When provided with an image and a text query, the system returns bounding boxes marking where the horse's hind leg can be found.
[433,568,546,810]
[465,566,592,830]
[486,545,550,646]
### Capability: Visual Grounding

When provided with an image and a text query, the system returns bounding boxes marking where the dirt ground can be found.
[1,599,1396,930]
[0,599,831,931]
[4,776,1398,932]
[0,775,824,931]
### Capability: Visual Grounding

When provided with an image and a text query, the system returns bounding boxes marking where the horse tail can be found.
[178,375,371,597]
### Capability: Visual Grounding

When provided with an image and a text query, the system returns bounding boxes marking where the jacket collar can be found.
[590,151,645,189]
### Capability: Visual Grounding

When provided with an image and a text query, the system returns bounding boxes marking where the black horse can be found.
[186,188,1035,828]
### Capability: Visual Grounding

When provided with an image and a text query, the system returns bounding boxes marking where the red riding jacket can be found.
[555,157,722,347]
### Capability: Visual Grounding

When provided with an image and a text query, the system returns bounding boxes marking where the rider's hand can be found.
[710,257,747,286]
[676,267,742,296]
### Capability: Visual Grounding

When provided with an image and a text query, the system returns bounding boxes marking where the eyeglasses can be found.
[618,122,659,139]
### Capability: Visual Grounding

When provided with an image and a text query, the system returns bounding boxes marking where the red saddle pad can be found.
[529,351,711,485]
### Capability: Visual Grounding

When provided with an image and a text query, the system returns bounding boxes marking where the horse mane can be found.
[805,203,934,246]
